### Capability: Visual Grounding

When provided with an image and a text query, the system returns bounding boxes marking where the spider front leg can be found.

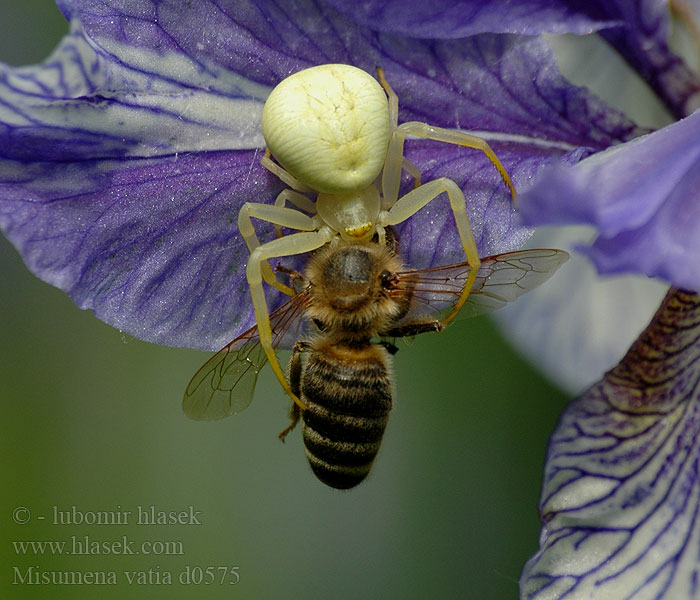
[381,121,516,208]
[378,119,516,325]
[246,227,335,408]
[379,177,480,327]
[238,201,320,296]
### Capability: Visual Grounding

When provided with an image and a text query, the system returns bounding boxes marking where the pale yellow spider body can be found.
[238,64,515,407]
[262,65,391,195]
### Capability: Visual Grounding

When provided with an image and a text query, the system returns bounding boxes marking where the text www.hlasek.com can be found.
[11,505,240,585]
[13,536,183,556]
[12,537,241,586]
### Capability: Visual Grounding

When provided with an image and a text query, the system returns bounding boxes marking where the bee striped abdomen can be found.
[300,342,392,489]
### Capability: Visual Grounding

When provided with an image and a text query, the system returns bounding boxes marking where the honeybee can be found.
[183,236,568,489]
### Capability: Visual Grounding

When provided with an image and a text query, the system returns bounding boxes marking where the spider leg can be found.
[261,148,314,193]
[246,227,335,407]
[379,177,480,326]
[272,190,316,239]
[238,201,319,295]
[378,119,516,324]
[381,121,516,208]
[376,68,421,207]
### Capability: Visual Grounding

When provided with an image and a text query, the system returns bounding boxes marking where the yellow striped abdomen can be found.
[299,341,393,489]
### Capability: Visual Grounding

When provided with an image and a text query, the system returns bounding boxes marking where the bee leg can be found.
[377,340,400,355]
[382,319,443,339]
[274,264,302,277]
[238,201,320,296]
[278,404,300,442]
[279,341,308,441]
[275,264,306,293]
[288,341,307,399]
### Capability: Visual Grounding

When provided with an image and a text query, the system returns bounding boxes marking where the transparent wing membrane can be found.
[397,249,569,322]
[183,292,309,420]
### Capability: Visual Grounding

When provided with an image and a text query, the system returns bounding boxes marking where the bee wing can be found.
[399,248,569,321]
[183,292,308,421]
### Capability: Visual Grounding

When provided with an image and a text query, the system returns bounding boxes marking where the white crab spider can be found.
[238,63,515,407]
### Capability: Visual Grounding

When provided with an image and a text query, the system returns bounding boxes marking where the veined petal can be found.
[53,2,645,144]
[498,27,694,397]
[522,289,700,599]
[0,151,282,351]
[518,110,700,291]
[323,0,621,37]
[0,22,267,162]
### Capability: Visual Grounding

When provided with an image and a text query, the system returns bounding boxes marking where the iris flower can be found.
[1,1,698,598]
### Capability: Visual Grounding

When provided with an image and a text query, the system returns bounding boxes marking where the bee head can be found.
[321,246,374,304]
[305,242,405,334]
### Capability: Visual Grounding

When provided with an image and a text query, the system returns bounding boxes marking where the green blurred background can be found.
[0,4,569,599]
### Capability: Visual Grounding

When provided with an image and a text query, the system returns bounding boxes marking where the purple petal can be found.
[53,2,643,146]
[0,151,282,350]
[0,2,644,349]
[518,110,700,291]
[493,226,669,394]
[588,0,700,119]
[0,25,268,162]
[522,289,700,599]
[323,0,621,37]
[62,0,700,119]
[380,34,643,146]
